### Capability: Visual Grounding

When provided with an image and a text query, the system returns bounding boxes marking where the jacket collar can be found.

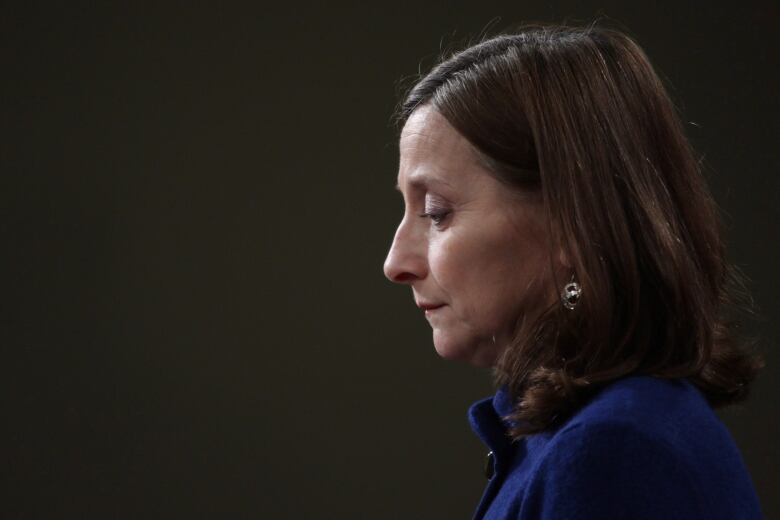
[467,385,517,458]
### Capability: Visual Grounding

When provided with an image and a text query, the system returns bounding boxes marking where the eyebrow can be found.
[394,175,454,193]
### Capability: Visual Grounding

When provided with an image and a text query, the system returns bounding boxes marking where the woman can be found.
[383,24,764,519]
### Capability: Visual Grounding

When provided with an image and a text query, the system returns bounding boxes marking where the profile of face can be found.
[384,106,563,368]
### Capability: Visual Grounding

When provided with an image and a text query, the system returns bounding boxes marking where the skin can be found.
[383,105,563,368]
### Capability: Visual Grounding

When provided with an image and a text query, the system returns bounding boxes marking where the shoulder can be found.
[569,375,707,429]
[519,419,706,519]
[562,375,732,453]
[516,376,762,519]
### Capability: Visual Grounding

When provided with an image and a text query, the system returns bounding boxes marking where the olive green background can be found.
[3,2,778,518]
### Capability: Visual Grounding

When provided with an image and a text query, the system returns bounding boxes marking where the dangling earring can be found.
[561,274,582,310]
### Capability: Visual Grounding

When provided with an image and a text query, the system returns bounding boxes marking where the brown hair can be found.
[395,23,764,438]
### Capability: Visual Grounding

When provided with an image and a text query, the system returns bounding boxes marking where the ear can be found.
[557,246,572,270]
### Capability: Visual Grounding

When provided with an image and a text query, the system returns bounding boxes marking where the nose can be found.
[383,220,427,284]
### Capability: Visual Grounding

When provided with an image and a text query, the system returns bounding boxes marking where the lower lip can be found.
[424,305,445,316]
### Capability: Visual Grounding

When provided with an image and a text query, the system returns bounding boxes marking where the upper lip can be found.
[416,301,445,310]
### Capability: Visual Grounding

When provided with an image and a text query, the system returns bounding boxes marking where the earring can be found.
[561,275,582,310]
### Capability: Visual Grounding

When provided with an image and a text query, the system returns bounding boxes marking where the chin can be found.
[432,333,496,368]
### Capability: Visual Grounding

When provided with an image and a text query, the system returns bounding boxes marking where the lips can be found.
[416,301,445,311]
[419,303,445,319]
[423,305,445,318]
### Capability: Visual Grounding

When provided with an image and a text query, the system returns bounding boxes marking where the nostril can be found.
[384,257,415,284]
[393,272,417,284]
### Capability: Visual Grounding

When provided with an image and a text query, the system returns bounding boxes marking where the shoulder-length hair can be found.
[395,23,764,438]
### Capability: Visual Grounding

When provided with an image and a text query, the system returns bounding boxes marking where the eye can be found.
[419,210,450,226]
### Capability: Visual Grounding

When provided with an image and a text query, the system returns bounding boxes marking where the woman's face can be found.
[383,106,560,368]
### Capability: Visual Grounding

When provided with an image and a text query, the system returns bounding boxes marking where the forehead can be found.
[396,106,483,190]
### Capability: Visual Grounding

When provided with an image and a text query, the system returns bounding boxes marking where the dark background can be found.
[3,1,778,518]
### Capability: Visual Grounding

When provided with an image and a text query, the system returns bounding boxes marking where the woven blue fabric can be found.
[468,375,762,519]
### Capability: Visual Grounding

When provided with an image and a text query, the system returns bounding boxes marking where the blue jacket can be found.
[468,375,762,519]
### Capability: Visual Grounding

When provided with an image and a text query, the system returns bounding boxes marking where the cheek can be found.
[427,231,478,289]
[429,230,516,319]
[424,201,556,352]
[426,240,456,298]
[500,237,557,316]
[448,224,551,318]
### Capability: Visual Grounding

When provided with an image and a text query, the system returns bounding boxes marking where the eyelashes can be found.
[419,210,451,226]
